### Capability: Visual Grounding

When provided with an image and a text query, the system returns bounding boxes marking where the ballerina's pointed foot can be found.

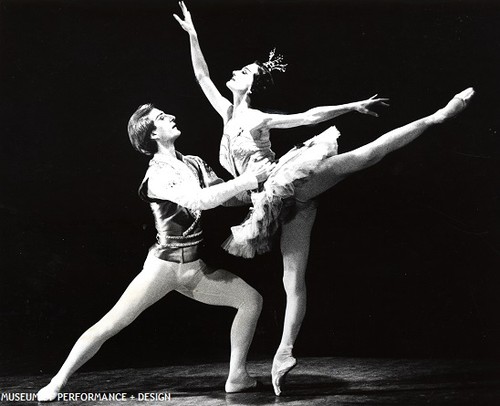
[271,354,297,396]
[433,87,475,123]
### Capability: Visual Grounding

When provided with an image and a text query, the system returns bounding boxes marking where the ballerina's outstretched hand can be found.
[352,94,390,117]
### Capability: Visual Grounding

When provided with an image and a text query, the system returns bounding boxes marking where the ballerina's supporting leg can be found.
[295,87,475,202]
[272,200,317,396]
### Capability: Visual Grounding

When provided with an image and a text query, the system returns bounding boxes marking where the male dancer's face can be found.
[149,108,181,142]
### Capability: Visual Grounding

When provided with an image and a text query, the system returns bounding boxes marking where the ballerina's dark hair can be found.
[127,103,158,155]
[251,49,287,95]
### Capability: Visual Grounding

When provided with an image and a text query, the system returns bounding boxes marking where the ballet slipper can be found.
[433,87,475,123]
[225,380,263,393]
[36,381,63,402]
[271,354,297,396]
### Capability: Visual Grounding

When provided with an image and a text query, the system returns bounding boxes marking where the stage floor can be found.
[1,357,499,405]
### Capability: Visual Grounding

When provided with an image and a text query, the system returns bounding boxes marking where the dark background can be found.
[1,0,499,376]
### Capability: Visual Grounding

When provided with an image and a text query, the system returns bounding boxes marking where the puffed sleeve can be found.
[147,163,257,211]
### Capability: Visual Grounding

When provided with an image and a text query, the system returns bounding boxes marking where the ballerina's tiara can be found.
[262,48,287,73]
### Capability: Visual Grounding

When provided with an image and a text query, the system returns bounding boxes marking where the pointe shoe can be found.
[434,87,475,123]
[271,354,297,396]
[454,87,475,103]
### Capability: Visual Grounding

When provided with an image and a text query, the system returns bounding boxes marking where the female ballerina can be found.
[36,105,275,401]
[174,1,475,396]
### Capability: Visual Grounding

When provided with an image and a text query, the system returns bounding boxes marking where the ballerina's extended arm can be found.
[261,95,390,130]
[174,1,232,120]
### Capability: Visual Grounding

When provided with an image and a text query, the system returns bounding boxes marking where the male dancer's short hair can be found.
[128,103,157,155]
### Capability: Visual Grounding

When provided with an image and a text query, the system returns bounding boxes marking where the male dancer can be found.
[37,104,274,401]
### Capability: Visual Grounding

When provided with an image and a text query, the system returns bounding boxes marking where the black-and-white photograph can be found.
[1,0,499,404]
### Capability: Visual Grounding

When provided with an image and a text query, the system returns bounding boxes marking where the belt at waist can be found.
[150,244,201,263]
[156,230,203,248]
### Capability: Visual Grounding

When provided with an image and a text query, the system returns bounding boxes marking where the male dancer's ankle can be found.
[37,376,66,402]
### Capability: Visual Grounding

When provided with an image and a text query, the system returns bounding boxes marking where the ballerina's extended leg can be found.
[294,87,475,202]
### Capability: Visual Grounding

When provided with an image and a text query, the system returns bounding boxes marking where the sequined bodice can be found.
[220,119,275,177]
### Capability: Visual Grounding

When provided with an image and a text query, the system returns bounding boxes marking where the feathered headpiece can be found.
[262,48,287,73]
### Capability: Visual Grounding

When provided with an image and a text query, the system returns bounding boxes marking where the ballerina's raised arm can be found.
[174,1,389,130]
[174,1,232,122]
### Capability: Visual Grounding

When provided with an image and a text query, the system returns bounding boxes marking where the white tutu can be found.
[222,126,341,258]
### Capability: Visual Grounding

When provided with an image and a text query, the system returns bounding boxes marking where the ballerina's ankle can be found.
[275,345,294,359]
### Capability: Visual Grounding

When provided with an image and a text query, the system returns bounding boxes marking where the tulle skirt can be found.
[222,126,341,258]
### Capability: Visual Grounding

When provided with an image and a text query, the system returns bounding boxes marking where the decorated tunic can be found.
[139,152,257,263]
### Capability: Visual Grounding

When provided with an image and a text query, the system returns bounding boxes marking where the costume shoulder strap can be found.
[184,155,223,188]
